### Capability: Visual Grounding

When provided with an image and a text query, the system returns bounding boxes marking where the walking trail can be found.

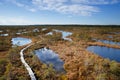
[20,44,36,80]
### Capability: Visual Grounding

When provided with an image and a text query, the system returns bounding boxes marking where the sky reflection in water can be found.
[34,47,65,72]
[12,37,32,46]
[87,46,120,62]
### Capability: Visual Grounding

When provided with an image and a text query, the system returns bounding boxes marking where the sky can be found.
[0,0,120,25]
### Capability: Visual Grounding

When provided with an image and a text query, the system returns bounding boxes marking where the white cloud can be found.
[10,0,37,12]
[71,0,119,4]
[6,0,120,16]
[31,0,99,16]
[55,4,99,16]
[28,8,37,12]
[12,0,24,7]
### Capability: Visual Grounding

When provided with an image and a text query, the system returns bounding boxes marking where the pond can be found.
[87,46,120,62]
[46,32,53,35]
[97,40,120,45]
[0,33,9,36]
[34,47,65,73]
[108,35,113,38]
[111,32,120,34]
[54,29,72,41]
[92,38,120,45]
[12,37,32,46]
[0,30,3,32]
[33,28,39,32]
[42,28,47,31]
[16,32,21,35]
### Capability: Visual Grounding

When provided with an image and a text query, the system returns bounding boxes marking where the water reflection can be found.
[12,37,32,46]
[108,35,113,38]
[87,46,120,62]
[42,28,47,31]
[46,32,53,35]
[54,29,72,41]
[0,33,9,36]
[92,38,120,45]
[34,47,65,72]
[98,40,120,45]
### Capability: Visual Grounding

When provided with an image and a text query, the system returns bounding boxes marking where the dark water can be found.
[34,47,65,72]
[87,46,120,62]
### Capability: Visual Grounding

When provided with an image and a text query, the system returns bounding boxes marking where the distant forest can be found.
[0,25,120,28]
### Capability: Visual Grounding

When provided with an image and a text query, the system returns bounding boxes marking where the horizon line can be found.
[0,24,120,26]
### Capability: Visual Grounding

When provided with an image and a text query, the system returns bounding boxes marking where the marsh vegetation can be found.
[0,25,120,80]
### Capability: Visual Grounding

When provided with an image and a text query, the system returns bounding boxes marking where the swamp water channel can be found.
[87,39,120,62]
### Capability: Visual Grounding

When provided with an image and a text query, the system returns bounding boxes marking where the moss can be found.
[110,61,120,76]
[96,73,108,80]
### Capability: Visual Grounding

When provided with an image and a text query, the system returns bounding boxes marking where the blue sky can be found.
[0,0,120,25]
